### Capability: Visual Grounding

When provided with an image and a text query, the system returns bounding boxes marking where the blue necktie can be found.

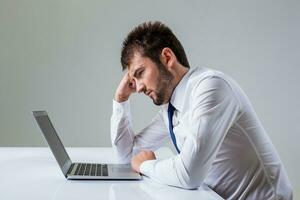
[167,103,181,154]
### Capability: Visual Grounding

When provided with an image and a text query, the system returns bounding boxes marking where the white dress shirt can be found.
[111,67,293,200]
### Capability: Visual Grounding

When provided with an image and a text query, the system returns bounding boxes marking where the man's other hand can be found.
[131,150,156,173]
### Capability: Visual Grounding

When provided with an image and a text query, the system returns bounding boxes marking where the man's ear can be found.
[161,48,176,69]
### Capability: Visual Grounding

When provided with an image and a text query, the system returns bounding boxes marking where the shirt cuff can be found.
[140,159,157,176]
[112,99,131,117]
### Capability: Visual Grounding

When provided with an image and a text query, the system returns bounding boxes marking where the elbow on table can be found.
[179,176,204,190]
[112,146,132,164]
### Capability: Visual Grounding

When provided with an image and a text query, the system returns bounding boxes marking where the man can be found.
[110,21,293,199]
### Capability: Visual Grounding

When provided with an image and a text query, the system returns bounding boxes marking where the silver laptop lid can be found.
[33,111,72,177]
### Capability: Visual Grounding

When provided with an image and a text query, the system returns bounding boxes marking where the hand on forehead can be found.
[126,71,136,88]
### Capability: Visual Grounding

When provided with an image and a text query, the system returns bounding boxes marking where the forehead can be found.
[128,53,153,78]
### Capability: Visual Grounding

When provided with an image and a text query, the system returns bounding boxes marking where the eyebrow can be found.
[132,66,144,78]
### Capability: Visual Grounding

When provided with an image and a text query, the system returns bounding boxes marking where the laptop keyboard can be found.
[74,163,108,176]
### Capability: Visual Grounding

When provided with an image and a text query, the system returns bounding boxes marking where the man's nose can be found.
[136,82,145,93]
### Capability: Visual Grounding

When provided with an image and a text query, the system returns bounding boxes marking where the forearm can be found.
[140,154,202,189]
[111,99,135,163]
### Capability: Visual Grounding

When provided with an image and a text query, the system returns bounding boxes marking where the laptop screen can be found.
[33,111,72,177]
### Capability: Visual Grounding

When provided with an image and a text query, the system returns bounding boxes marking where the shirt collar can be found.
[169,68,195,112]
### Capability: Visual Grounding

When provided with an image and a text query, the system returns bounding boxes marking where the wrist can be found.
[114,93,129,103]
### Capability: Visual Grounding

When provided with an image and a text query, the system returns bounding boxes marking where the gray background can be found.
[0,0,299,197]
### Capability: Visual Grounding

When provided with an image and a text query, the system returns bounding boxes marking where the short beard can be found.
[152,62,174,105]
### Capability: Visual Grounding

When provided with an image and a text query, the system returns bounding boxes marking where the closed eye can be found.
[136,69,144,78]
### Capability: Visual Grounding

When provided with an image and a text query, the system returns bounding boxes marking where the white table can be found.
[0,147,223,200]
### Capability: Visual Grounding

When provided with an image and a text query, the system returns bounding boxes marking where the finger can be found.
[128,81,134,88]
[129,79,136,90]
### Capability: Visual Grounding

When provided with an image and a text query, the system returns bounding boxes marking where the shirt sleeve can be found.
[140,76,241,189]
[111,99,170,164]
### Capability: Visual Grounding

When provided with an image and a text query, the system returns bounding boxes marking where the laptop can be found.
[33,110,141,180]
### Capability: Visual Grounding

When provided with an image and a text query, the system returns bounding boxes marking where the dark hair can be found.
[121,21,190,70]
